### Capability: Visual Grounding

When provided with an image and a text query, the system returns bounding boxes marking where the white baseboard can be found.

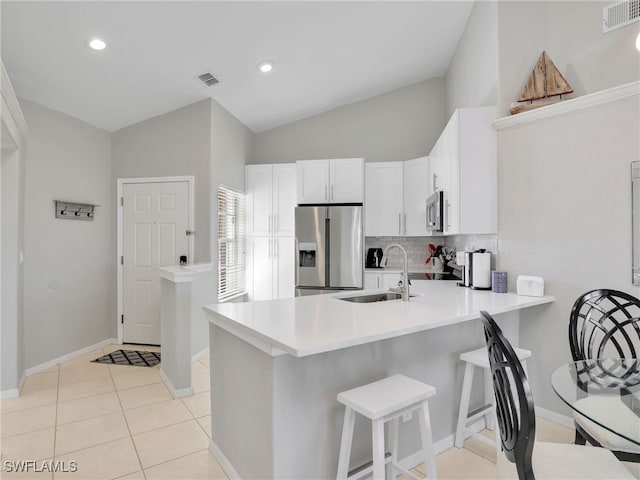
[192,346,209,364]
[209,439,241,480]
[1,371,26,399]
[24,338,118,377]
[160,368,194,399]
[535,406,574,429]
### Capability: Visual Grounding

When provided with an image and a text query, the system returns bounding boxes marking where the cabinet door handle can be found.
[268,214,272,234]
[433,174,438,191]
[273,214,277,233]
[446,201,451,229]
[275,239,278,259]
[398,213,402,235]
[331,185,334,201]
[325,185,328,201]
[403,213,407,235]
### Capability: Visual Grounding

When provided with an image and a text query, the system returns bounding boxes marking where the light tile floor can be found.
[1,345,637,479]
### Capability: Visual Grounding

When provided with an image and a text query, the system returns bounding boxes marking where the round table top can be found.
[551,358,640,446]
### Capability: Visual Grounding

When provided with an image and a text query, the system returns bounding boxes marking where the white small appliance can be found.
[470,252,492,290]
[460,250,492,290]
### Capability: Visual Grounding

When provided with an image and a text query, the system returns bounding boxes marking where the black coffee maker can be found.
[366,248,384,268]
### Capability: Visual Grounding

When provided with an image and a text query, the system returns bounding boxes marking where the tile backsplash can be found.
[365,234,498,269]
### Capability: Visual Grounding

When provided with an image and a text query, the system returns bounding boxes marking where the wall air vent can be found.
[197,72,220,87]
[603,0,640,32]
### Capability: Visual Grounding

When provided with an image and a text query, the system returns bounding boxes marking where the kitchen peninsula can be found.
[204,281,553,479]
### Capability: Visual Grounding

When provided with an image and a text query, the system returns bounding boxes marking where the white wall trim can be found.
[1,371,26,399]
[23,338,117,377]
[192,346,209,364]
[159,368,194,399]
[209,439,241,480]
[535,406,575,429]
[493,81,640,131]
[1,61,28,145]
[116,176,195,344]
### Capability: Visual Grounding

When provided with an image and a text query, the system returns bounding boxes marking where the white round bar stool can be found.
[336,374,437,480]
[454,346,531,449]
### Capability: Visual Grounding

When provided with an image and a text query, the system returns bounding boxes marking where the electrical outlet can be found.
[401,411,412,423]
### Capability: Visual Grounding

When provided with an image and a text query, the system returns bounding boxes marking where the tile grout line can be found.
[142,447,213,475]
[109,349,149,480]
[51,364,60,480]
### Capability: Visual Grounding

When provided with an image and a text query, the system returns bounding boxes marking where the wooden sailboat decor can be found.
[510,51,573,115]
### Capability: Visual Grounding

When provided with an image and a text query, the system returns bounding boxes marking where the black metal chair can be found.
[480,311,634,480]
[569,289,640,461]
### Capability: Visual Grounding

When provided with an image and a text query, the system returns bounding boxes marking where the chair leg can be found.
[337,407,355,480]
[387,417,399,480]
[372,418,386,480]
[418,401,437,480]
[484,367,495,431]
[574,427,587,446]
[454,362,475,448]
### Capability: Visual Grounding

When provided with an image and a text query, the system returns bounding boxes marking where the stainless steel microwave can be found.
[425,190,444,233]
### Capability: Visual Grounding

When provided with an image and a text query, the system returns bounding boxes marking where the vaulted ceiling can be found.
[1,1,473,133]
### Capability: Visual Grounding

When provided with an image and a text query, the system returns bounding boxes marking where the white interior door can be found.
[123,181,189,344]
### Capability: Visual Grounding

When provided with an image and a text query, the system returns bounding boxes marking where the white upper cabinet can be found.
[365,162,403,236]
[364,158,429,237]
[272,164,297,236]
[246,165,273,236]
[432,107,497,235]
[403,157,430,236]
[246,163,296,237]
[296,158,364,204]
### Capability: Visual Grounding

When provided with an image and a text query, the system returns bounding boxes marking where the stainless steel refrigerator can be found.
[295,206,363,296]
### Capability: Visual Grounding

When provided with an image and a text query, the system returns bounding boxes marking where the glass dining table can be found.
[551,358,640,446]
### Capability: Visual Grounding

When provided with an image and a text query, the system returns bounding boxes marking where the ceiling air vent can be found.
[603,0,640,32]
[197,72,220,87]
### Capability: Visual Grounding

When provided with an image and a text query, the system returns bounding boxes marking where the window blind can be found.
[217,185,246,302]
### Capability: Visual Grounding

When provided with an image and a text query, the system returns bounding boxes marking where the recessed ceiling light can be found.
[257,61,274,73]
[88,38,107,51]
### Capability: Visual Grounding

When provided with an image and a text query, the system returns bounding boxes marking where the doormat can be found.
[91,349,161,368]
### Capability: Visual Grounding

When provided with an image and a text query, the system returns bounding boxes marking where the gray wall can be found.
[20,99,114,369]
[186,99,253,356]
[111,99,212,262]
[497,1,640,116]
[112,98,251,356]
[445,0,498,117]
[498,96,640,412]
[251,77,447,164]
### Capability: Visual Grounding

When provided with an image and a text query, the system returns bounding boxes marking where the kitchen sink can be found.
[338,292,416,303]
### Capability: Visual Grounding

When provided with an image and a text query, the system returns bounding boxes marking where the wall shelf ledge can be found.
[493,81,640,131]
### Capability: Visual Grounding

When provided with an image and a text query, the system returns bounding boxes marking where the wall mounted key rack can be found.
[55,200,99,221]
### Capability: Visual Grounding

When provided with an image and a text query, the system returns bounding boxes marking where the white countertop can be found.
[158,263,213,283]
[204,281,554,358]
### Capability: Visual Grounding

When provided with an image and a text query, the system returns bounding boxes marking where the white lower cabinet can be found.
[364,271,403,290]
[247,237,295,301]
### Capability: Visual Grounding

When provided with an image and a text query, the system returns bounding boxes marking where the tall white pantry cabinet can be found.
[245,164,296,301]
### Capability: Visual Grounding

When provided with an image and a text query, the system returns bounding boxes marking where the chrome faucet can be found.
[381,243,410,301]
